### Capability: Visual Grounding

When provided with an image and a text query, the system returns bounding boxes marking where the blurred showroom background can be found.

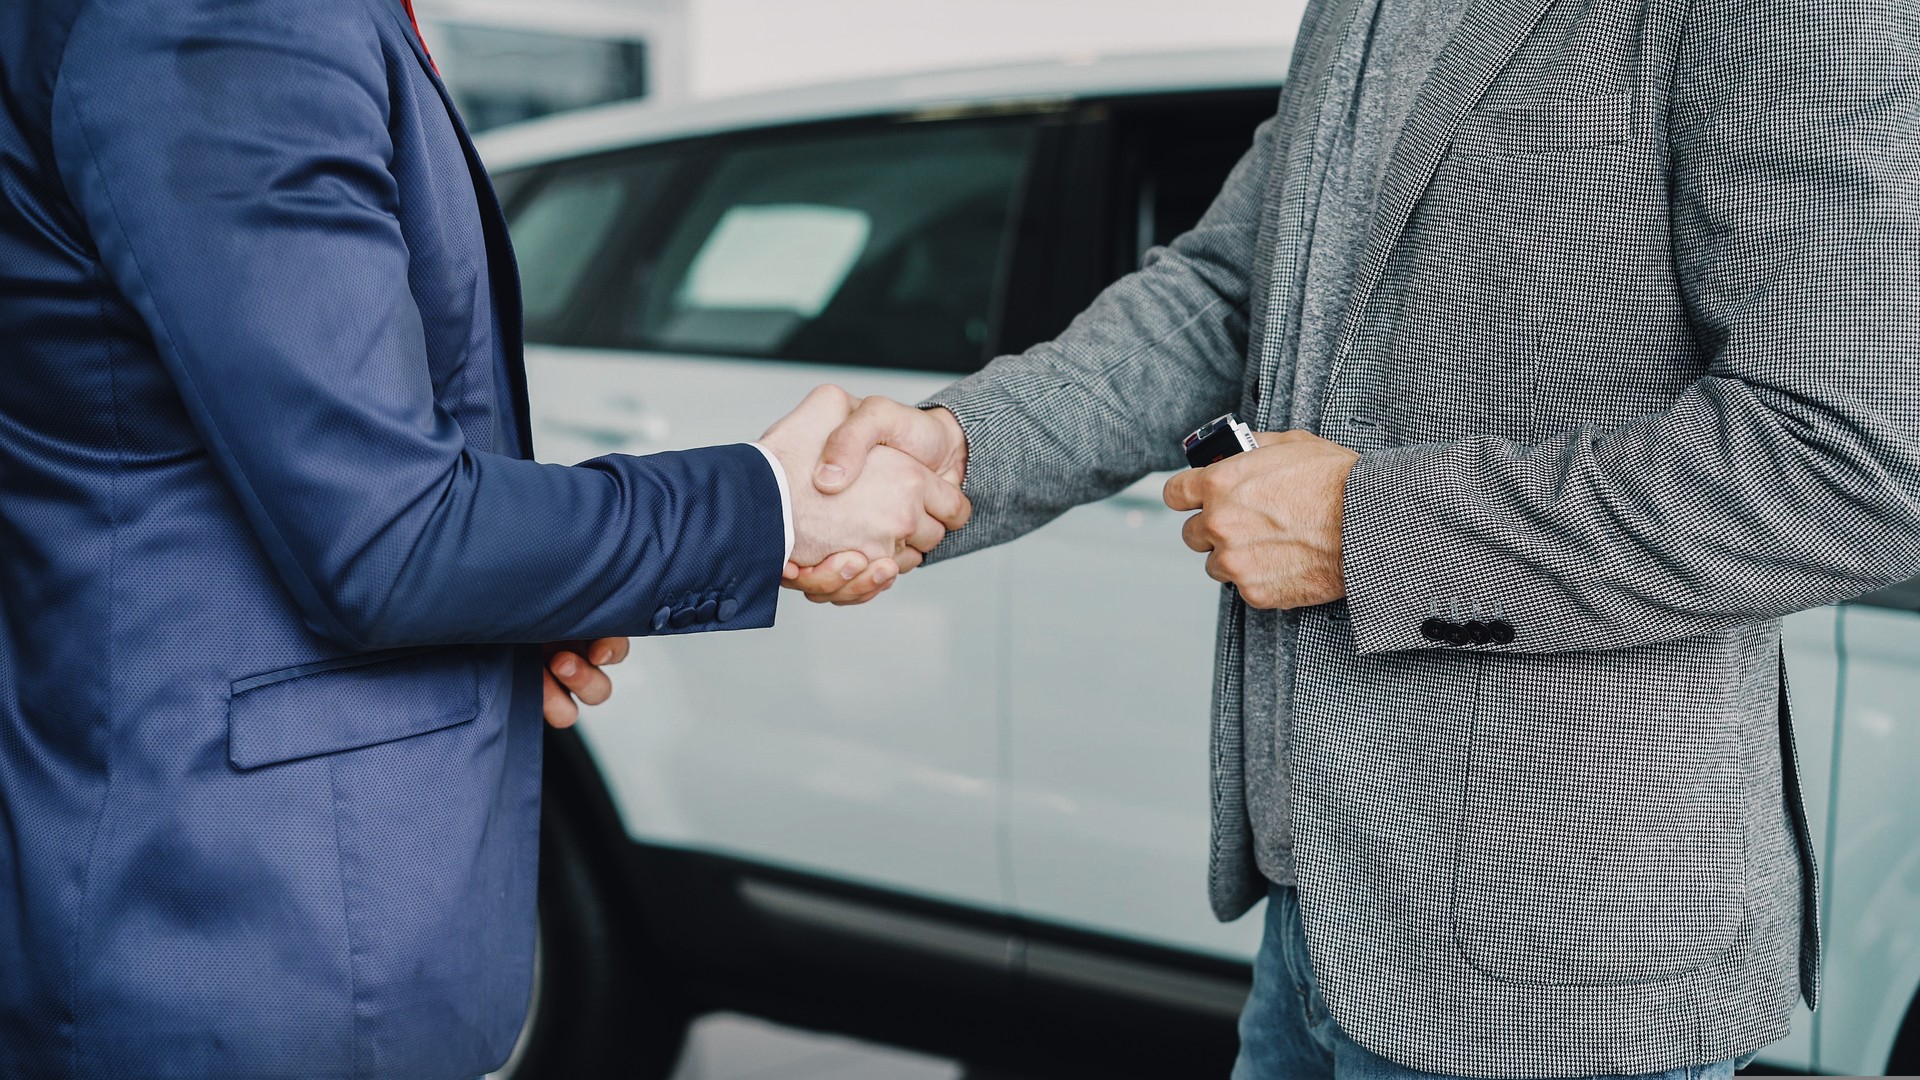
[413,0,1306,127]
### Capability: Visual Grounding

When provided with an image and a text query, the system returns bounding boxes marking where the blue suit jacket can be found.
[0,2,783,1076]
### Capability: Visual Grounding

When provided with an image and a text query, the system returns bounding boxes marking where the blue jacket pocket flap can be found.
[228,647,481,770]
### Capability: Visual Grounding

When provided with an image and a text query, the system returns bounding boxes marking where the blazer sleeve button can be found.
[695,599,719,623]
[717,598,740,622]
[1490,619,1515,645]
[669,607,698,629]
[1446,622,1474,646]
[1421,617,1450,642]
[1464,619,1489,645]
[651,606,673,633]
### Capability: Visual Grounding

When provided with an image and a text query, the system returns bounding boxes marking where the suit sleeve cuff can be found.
[1342,442,1523,655]
[748,442,795,565]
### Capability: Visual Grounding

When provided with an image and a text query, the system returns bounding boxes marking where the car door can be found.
[999,90,1280,961]
[498,114,1043,913]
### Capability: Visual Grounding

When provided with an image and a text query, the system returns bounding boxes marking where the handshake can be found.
[550,385,1363,724]
[758,385,974,606]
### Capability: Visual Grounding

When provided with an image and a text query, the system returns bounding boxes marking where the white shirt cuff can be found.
[749,442,796,564]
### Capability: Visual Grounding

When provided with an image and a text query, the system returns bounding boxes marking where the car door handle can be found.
[539,407,672,452]
[541,420,635,451]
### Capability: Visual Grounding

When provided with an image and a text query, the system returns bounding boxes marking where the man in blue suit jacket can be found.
[0,1,964,1076]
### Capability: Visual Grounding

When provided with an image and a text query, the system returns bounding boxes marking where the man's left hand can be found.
[543,637,630,728]
[1163,430,1360,610]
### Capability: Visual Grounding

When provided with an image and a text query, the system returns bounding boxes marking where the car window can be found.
[1114,92,1279,271]
[607,119,1036,373]
[514,169,631,326]
[504,153,688,345]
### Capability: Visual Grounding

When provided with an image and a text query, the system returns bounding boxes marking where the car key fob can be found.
[1182,413,1259,468]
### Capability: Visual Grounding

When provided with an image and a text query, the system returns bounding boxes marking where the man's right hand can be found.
[785,397,971,605]
[759,387,971,577]
[814,397,969,495]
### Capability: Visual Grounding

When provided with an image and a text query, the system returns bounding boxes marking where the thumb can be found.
[815,398,905,493]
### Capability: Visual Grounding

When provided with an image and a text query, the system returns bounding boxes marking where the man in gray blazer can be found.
[787,0,1920,1075]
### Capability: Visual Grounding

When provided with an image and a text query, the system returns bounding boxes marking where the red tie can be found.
[400,0,438,73]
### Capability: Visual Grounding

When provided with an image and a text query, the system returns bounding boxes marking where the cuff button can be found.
[718,598,739,622]
[695,599,719,623]
[1490,619,1515,645]
[1420,617,1450,642]
[651,606,672,633]
[669,607,698,629]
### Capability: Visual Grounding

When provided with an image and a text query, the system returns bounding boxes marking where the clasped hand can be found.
[760,386,972,602]
[536,387,965,730]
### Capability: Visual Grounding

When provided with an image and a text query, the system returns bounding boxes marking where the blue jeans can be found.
[1232,886,1743,1080]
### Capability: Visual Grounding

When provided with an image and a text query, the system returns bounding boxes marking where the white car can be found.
[476,51,1920,1078]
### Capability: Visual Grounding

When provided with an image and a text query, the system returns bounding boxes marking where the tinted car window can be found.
[505,153,688,344]
[506,120,1034,371]
[632,121,1035,372]
[514,167,634,326]
[1113,92,1279,272]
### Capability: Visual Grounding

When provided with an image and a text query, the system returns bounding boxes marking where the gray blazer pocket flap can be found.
[228,647,481,770]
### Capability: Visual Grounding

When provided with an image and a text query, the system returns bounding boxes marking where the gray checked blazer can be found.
[923,0,1920,1074]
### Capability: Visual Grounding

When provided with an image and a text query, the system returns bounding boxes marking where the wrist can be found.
[922,406,969,487]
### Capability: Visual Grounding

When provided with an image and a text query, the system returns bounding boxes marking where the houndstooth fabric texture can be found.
[925,0,1920,1074]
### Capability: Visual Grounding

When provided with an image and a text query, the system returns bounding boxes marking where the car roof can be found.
[476,46,1290,172]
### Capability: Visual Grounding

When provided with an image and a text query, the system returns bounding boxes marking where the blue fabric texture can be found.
[0,1,783,1076]
[1232,887,1748,1080]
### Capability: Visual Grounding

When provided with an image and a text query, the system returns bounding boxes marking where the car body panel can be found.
[1002,479,1264,962]
[535,346,1010,913]
[1816,603,1920,1074]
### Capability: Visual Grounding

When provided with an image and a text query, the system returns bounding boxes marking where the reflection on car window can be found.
[623,121,1034,373]
[515,171,629,326]
[509,155,682,345]
[666,204,874,351]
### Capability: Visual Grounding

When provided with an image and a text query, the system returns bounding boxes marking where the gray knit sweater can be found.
[1245,0,1472,884]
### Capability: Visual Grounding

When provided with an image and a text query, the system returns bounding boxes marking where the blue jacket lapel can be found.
[378,0,535,459]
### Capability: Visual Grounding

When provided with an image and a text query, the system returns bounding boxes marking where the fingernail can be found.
[591,648,610,665]
[556,658,577,677]
[815,464,846,486]
[840,561,861,581]
[873,566,896,585]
